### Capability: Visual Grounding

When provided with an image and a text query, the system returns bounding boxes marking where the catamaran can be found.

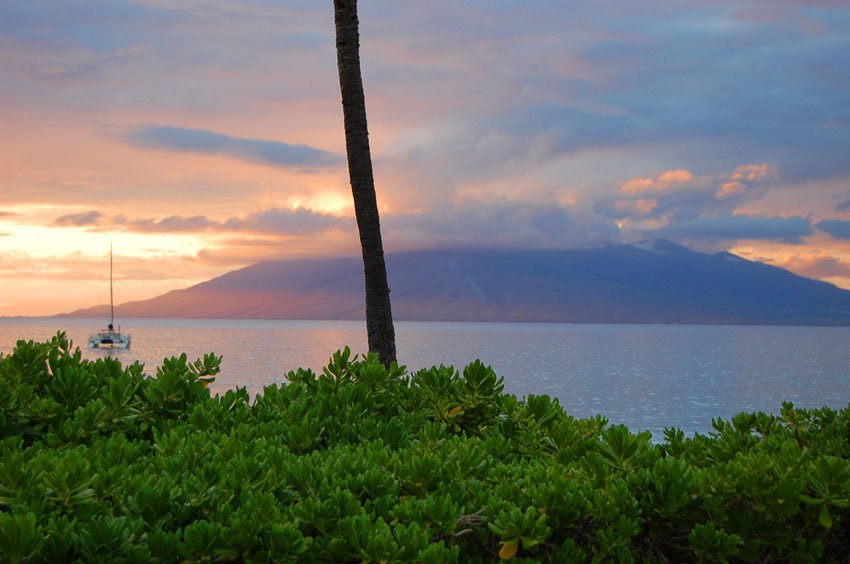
[88,244,131,349]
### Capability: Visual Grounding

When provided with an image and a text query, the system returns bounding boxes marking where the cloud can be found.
[116,214,214,233]
[53,210,103,226]
[716,163,771,198]
[731,163,770,182]
[650,214,812,244]
[619,164,769,201]
[465,2,850,184]
[123,126,344,169]
[363,0,845,206]
[223,207,350,235]
[384,199,620,249]
[601,162,776,229]
[611,199,659,217]
[620,168,694,194]
[816,219,850,240]
[772,254,850,279]
[111,207,350,237]
[835,199,850,212]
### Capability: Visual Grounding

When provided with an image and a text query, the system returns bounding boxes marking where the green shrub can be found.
[0,334,848,562]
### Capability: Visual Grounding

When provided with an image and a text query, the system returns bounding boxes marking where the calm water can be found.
[2,317,849,439]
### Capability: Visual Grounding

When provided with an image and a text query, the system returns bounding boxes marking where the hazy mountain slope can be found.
[64,241,850,324]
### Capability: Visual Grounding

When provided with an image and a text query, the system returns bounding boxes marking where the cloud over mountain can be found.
[652,214,813,244]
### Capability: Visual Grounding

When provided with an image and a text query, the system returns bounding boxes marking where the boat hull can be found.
[88,331,131,350]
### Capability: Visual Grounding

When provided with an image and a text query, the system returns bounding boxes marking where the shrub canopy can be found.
[1,333,849,562]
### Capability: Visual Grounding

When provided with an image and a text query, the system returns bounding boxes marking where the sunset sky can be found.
[2,1,850,316]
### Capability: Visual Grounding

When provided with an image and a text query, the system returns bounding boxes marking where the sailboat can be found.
[88,244,131,349]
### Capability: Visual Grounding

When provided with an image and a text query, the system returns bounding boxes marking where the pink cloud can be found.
[658,169,694,187]
[612,198,659,216]
[717,180,744,198]
[771,253,850,279]
[732,163,770,181]
[620,177,655,194]
[620,168,693,194]
[715,163,771,199]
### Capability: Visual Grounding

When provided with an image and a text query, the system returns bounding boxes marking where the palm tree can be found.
[333,0,397,366]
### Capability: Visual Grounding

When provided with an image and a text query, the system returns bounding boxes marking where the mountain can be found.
[64,240,850,324]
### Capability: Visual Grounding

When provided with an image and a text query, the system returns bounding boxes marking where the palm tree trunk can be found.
[333,0,397,366]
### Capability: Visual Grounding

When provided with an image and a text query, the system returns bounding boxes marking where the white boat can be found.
[88,244,131,350]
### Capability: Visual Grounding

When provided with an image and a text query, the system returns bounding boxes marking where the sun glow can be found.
[0,211,216,316]
[0,202,209,259]
[0,223,206,260]
[288,191,353,216]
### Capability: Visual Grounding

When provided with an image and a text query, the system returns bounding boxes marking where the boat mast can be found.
[109,242,114,330]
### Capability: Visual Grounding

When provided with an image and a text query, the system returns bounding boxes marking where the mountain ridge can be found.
[62,240,850,325]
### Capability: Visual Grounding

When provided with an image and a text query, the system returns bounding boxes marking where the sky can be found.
[1,0,849,316]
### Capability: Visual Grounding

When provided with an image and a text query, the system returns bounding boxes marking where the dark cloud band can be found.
[817,219,850,240]
[124,125,344,169]
[112,207,349,236]
[53,210,103,227]
[651,214,812,244]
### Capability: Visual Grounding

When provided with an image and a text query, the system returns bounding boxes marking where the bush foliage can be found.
[1,333,849,562]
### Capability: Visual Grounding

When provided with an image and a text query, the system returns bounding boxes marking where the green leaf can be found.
[818,504,832,529]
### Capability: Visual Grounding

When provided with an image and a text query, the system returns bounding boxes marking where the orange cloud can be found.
[612,198,659,215]
[716,163,770,198]
[620,168,693,194]
[620,177,655,194]
[770,253,850,280]
[717,180,744,198]
[657,169,693,187]
[732,163,769,181]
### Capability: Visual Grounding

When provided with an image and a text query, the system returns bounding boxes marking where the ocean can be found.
[2,317,849,439]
